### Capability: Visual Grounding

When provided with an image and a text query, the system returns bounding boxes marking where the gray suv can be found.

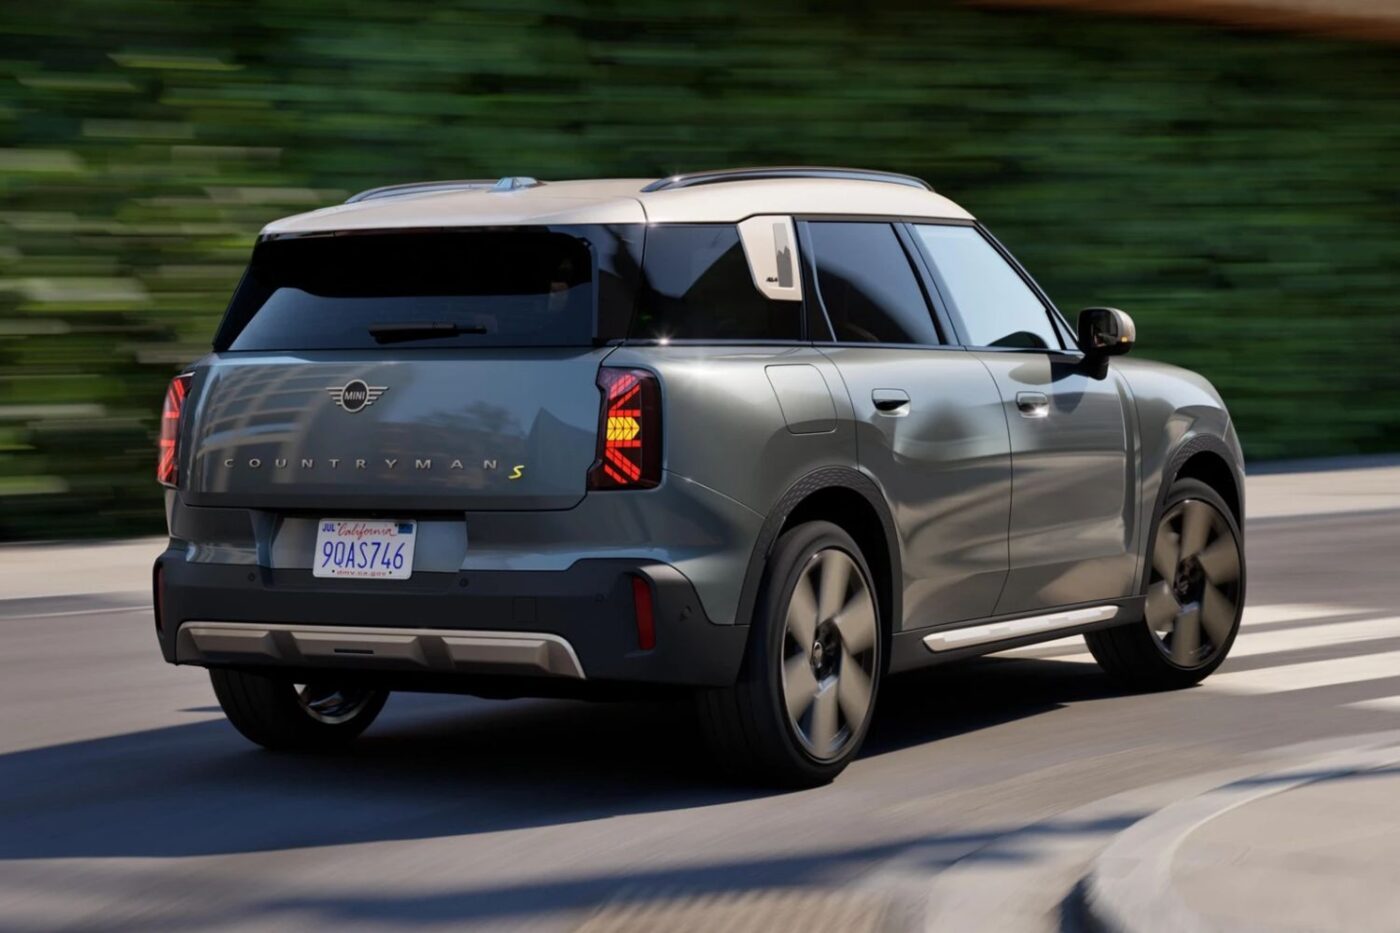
[152,167,1246,786]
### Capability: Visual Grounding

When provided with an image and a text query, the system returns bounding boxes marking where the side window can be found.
[806,222,940,346]
[911,225,1061,350]
[631,225,802,340]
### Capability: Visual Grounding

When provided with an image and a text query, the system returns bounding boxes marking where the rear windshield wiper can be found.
[368,321,489,344]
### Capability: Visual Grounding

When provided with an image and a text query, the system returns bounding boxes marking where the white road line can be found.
[1205,649,1400,695]
[984,603,1400,702]
[991,605,1361,663]
[1228,615,1400,658]
[1238,604,1355,627]
[1344,696,1400,713]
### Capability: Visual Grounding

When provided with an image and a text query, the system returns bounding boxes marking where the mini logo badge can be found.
[327,379,386,413]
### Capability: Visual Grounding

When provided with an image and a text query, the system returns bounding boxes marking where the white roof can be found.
[260,175,975,235]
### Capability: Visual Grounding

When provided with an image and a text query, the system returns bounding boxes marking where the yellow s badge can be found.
[508,464,525,480]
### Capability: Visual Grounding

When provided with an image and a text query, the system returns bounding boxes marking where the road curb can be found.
[1081,739,1400,933]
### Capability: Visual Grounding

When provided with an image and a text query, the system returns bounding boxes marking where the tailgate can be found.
[183,349,608,511]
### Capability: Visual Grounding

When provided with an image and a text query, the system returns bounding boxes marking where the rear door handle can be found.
[872,389,910,414]
[1016,391,1050,418]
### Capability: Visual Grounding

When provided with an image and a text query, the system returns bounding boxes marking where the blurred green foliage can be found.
[2,0,1399,540]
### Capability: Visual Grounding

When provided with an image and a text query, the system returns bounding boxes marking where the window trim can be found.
[907,221,1080,356]
[893,222,959,345]
[797,217,951,350]
[796,221,832,342]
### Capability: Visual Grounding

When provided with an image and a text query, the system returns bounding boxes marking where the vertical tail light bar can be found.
[631,575,656,651]
[157,373,193,487]
[153,563,166,637]
[587,367,661,490]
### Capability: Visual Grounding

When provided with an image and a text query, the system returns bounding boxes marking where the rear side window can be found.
[806,222,940,345]
[912,225,1062,350]
[630,225,802,341]
[217,231,599,350]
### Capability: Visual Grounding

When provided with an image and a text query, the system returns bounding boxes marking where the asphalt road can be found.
[2,492,1399,930]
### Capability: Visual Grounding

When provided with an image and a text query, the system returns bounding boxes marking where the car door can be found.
[801,220,1013,628]
[909,222,1139,616]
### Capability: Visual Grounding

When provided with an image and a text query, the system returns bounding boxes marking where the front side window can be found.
[912,225,1061,350]
[806,222,940,345]
[631,225,802,341]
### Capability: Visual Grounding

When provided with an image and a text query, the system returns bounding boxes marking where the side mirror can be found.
[1077,307,1135,358]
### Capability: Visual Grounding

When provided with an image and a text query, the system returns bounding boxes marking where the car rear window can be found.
[630,225,802,341]
[217,231,599,350]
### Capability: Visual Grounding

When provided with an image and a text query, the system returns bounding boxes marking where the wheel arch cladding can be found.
[736,467,901,660]
[1174,449,1242,527]
[1138,434,1245,594]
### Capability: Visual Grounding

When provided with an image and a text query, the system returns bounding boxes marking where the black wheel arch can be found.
[1142,434,1245,593]
[735,467,902,659]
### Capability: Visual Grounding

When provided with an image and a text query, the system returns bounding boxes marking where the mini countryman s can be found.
[153,168,1246,786]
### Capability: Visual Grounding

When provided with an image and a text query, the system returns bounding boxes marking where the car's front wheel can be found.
[1086,477,1245,690]
[209,668,388,751]
[697,521,882,787]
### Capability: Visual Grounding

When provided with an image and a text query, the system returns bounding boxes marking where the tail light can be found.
[157,373,193,487]
[587,367,661,490]
[153,562,165,637]
[631,575,656,651]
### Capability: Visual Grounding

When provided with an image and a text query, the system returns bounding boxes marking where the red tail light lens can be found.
[153,563,165,637]
[157,373,192,487]
[631,575,656,651]
[587,367,661,490]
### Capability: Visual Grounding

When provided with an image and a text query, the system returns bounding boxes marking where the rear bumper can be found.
[153,548,748,688]
[176,622,588,679]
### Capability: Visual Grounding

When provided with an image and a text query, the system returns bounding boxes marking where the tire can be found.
[697,521,882,788]
[209,668,388,751]
[1086,477,1245,690]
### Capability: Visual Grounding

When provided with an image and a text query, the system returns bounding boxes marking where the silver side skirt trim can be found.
[922,605,1120,653]
[176,622,586,679]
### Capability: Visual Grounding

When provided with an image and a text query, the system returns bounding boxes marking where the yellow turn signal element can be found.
[607,416,641,441]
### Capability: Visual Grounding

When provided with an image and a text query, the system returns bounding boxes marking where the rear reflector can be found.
[153,563,165,637]
[631,575,656,651]
[157,373,193,487]
[587,367,661,490]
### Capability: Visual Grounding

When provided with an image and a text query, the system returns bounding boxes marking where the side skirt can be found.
[888,596,1144,673]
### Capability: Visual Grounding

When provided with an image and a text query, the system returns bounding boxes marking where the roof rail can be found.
[345,176,543,204]
[640,167,932,193]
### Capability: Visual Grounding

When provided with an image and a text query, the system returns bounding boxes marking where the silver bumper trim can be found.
[176,621,585,679]
[922,605,1119,653]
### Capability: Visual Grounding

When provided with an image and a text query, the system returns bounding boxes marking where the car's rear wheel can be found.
[1086,477,1245,689]
[697,521,882,787]
[209,668,388,751]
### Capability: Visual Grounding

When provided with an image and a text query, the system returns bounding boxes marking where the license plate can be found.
[313,519,416,580]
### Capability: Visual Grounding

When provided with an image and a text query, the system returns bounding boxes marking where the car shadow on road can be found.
[865,654,1119,756]
[0,656,1113,862]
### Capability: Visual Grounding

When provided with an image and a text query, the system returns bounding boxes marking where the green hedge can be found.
[3,1,1398,539]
